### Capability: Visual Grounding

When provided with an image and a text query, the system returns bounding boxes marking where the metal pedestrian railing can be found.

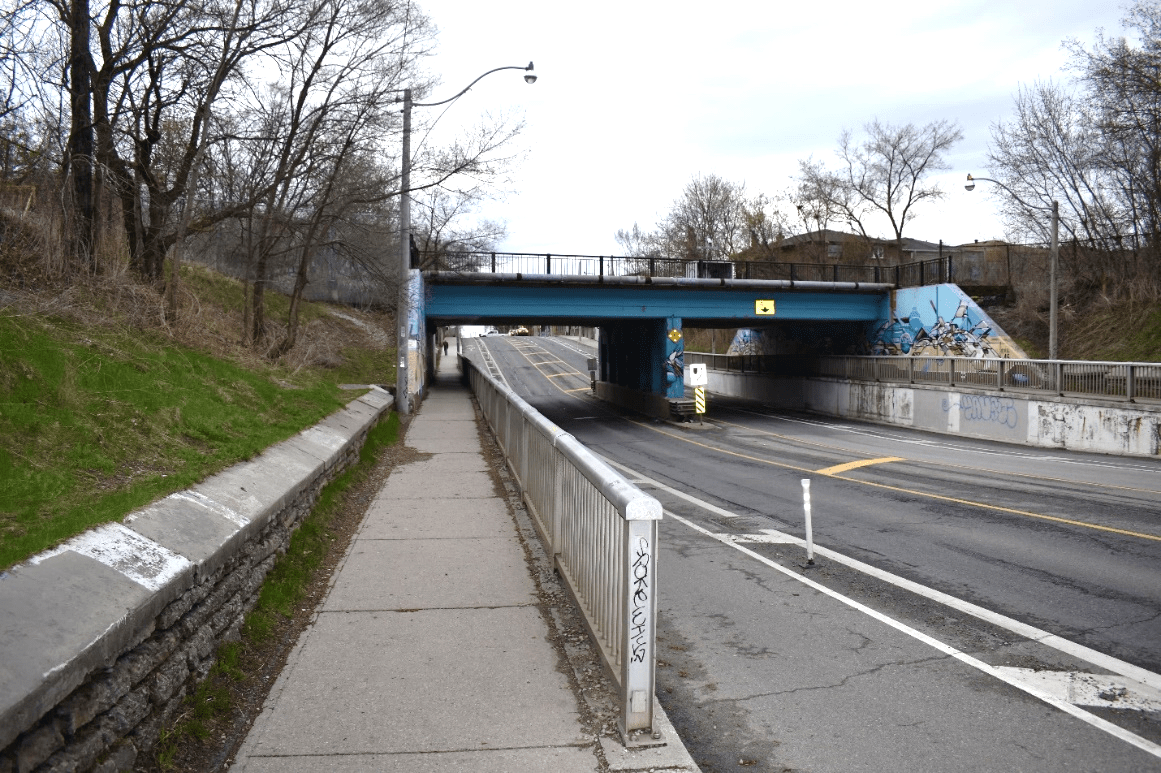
[463,358,663,743]
[689,352,1161,402]
[816,356,1161,402]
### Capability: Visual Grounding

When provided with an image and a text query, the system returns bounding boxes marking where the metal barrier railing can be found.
[426,250,955,288]
[815,355,1161,402]
[463,358,663,742]
[688,352,1161,402]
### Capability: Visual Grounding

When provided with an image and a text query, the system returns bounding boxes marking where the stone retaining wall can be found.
[0,388,393,773]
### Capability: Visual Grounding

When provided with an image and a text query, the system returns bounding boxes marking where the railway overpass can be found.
[404,252,1021,418]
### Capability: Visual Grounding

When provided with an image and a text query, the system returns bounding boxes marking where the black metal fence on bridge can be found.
[424,251,957,288]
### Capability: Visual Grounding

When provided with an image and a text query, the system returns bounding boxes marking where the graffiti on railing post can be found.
[629,535,651,664]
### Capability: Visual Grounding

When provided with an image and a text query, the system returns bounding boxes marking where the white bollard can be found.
[801,479,814,565]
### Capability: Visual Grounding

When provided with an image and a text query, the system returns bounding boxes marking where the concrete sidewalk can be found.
[232,342,698,772]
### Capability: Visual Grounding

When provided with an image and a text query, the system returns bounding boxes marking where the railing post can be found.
[600,256,605,278]
[949,357,956,386]
[1055,361,1064,395]
[620,517,658,741]
[519,413,529,489]
[997,359,1005,390]
[908,356,914,384]
[833,264,839,282]
[546,253,552,274]
[490,252,496,273]
[551,445,564,556]
[895,264,901,287]
[648,257,655,276]
[790,264,797,282]
[1127,364,1137,401]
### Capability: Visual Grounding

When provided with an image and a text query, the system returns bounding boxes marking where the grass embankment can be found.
[0,264,396,570]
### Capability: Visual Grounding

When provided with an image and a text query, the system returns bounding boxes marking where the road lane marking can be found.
[719,411,1161,496]
[992,668,1161,712]
[663,506,1161,760]
[815,456,904,475]
[629,419,1161,543]
[599,456,1161,695]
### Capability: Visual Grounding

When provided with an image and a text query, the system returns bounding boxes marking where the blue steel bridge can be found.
[413,251,981,418]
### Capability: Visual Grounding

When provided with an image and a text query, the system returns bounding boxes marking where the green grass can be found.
[0,310,353,569]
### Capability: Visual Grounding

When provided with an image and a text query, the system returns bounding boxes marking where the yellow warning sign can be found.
[755,299,776,315]
[668,328,683,342]
[694,386,706,414]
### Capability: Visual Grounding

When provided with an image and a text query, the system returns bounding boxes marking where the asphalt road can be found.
[461,334,1161,773]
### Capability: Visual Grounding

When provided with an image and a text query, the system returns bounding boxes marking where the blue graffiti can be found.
[871,297,998,358]
[942,395,1019,429]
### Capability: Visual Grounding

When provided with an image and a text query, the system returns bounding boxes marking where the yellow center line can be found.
[714,416,1161,497]
[629,420,1161,543]
[502,346,1161,543]
[816,457,905,476]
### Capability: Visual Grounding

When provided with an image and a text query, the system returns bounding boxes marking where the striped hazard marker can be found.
[694,386,706,414]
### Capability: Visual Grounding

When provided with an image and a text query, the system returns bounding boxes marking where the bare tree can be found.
[802,119,962,245]
[617,173,750,263]
[792,163,847,261]
[739,192,794,260]
[988,0,1161,299]
[411,187,508,271]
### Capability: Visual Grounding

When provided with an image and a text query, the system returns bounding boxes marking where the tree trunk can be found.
[66,0,94,273]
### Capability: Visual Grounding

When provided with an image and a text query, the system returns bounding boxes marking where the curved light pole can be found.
[396,62,536,414]
[965,173,1060,361]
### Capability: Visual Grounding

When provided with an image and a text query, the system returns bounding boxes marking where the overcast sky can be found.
[413,0,1130,256]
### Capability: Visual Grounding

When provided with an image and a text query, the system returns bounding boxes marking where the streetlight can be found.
[965,173,1060,361]
[396,62,536,414]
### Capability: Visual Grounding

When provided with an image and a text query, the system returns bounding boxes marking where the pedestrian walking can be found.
[442,340,449,355]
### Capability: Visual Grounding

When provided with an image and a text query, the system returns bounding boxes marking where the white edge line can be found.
[600,454,1161,695]
[665,507,1161,760]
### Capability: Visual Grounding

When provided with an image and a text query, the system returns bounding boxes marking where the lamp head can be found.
[965,174,976,192]
[524,61,537,84]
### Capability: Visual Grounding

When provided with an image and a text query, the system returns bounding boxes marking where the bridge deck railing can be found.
[427,251,958,288]
[463,357,663,742]
[688,352,1161,403]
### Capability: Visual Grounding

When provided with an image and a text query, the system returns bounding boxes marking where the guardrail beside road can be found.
[687,352,1161,457]
[463,357,663,744]
[691,353,1161,403]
